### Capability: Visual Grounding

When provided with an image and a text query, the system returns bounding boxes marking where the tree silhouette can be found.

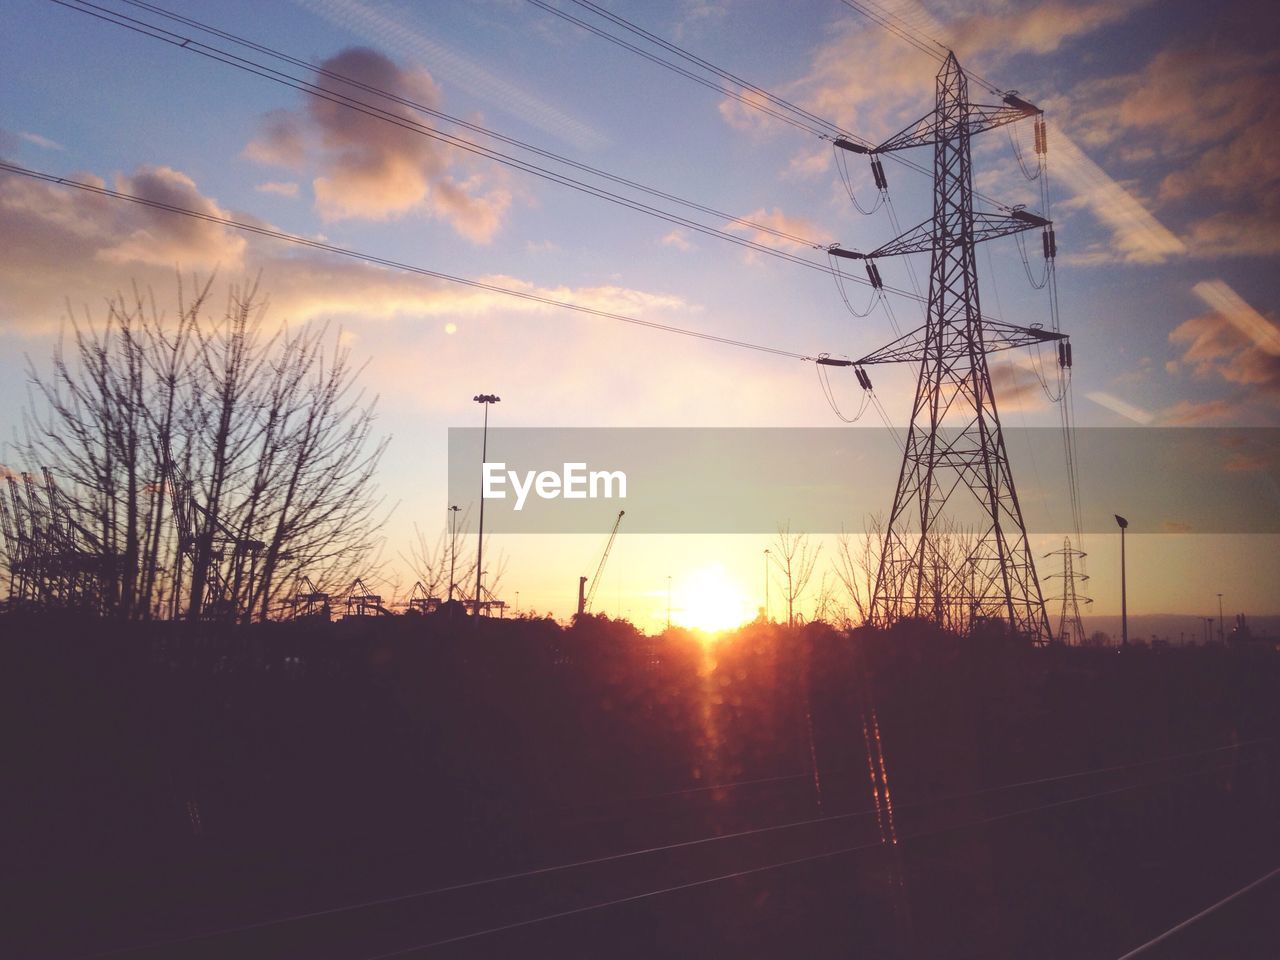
[770,522,820,628]
[11,278,387,621]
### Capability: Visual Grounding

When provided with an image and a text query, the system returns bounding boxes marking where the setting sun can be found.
[672,564,757,634]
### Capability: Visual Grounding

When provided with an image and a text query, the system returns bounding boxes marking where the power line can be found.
[526,0,1013,212]
[49,0,839,273]
[0,160,815,362]
[525,0,829,138]
[562,0,846,138]
[48,0,1018,325]
[108,0,821,250]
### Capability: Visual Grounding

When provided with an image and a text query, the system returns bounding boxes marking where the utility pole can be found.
[448,504,460,602]
[827,53,1062,643]
[473,394,500,618]
[1115,514,1128,647]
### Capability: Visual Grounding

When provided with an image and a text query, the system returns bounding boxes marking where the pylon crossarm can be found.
[850,319,1064,367]
[855,209,1049,260]
[867,100,1037,155]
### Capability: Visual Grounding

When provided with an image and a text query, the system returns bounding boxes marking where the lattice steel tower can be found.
[1044,538,1090,645]
[826,53,1064,642]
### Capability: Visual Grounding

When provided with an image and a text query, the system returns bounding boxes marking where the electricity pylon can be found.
[823,52,1063,643]
[1044,537,1090,645]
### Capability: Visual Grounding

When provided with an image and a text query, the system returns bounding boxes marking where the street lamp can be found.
[763,548,771,622]
[474,394,500,618]
[448,505,460,602]
[1217,592,1224,643]
[1114,514,1128,647]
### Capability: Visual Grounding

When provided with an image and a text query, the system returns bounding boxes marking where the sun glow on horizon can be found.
[672,564,757,635]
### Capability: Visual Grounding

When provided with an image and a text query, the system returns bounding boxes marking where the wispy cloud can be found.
[1085,390,1154,424]
[19,131,64,151]
[661,229,693,252]
[1048,125,1186,264]
[724,207,827,251]
[1163,282,1280,408]
[1193,280,1280,357]
[0,163,686,343]
[255,180,300,198]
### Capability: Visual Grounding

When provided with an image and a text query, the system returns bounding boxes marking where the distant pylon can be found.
[828,52,1060,643]
[1043,537,1091,645]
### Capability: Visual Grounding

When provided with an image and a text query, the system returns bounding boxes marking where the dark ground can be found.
[3,611,1278,959]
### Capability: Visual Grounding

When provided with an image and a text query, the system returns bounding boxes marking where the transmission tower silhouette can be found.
[823,52,1066,643]
[1044,537,1091,645]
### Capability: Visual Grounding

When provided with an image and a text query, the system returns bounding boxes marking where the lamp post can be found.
[448,505,460,602]
[1217,592,1224,643]
[474,394,500,618]
[1115,514,1128,647]
[763,548,771,622]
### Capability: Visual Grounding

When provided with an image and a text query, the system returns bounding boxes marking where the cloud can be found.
[785,146,832,180]
[19,131,64,151]
[1048,127,1186,264]
[1085,391,1154,424]
[1193,281,1280,357]
[1182,210,1280,259]
[0,163,687,345]
[1157,398,1238,425]
[763,2,1178,266]
[1072,48,1277,155]
[1162,284,1280,418]
[293,0,606,152]
[988,356,1048,412]
[255,180,301,198]
[946,0,1151,59]
[0,166,248,302]
[661,229,693,252]
[725,207,828,251]
[245,47,512,241]
[1066,45,1280,259]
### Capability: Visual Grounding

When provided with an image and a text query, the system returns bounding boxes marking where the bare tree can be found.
[832,515,887,627]
[770,522,820,628]
[16,278,387,621]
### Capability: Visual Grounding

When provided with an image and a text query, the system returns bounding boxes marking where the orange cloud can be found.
[0,163,689,344]
[1166,290,1280,410]
[1157,399,1238,426]
[1067,46,1280,259]
[988,356,1049,412]
[948,0,1151,58]
[0,165,246,319]
[255,180,300,198]
[245,47,511,241]
[725,206,828,251]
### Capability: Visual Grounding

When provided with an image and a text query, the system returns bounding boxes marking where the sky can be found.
[1,0,1277,634]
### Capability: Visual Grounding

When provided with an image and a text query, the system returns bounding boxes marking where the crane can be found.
[577,510,624,617]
